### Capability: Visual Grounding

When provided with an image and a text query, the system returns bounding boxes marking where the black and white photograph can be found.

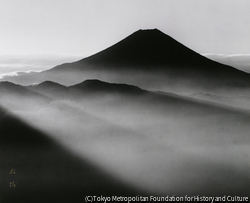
[0,0,250,202]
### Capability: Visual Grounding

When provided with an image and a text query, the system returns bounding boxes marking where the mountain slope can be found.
[27,81,68,99]
[69,79,145,95]
[27,79,249,117]
[2,29,250,95]
[50,29,250,91]
[0,106,146,203]
[0,81,51,111]
[69,29,244,71]
[8,80,250,196]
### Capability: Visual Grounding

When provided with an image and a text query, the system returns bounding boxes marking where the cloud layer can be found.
[0,53,85,78]
[203,53,250,73]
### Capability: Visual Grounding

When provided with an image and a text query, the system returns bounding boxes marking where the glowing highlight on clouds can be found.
[0,52,86,77]
[0,70,43,79]
[203,53,250,73]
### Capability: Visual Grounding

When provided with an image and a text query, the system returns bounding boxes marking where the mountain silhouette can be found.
[54,29,210,70]
[1,29,250,198]
[2,29,250,95]
[32,81,66,91]
[69,79,145,95]
[27,79,249,116]
[27,81,69,99]
[1,79,250,196]
[13,80,250,196]
[0,81,50,111]
[48,29,250,90]
[0,81,37,95]
[27,80,145,100]
[59,29,233,70]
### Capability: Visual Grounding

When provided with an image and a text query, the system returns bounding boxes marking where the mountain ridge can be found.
[69,79,146,95]
[32,29,250,92]
[21,79,250,115]
[2,29,250,95]
[53,29,249,73]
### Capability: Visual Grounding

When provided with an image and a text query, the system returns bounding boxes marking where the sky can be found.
[1,0,250,75]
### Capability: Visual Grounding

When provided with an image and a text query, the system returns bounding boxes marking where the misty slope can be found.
[28,79,250,115]
[0,106,146,203]
[10,79,249,196]
[190,92,250,111]
[0,81,50,111]
[70,79,144,95]
[27,81,68,99]
[2,29,250,95]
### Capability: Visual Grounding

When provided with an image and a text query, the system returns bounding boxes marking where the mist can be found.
[1,28,250,199]
[203,53,250,73]
[1,81,249,196]
[0,53,85,78]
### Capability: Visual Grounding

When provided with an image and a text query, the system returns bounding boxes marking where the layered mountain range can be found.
[1,78,250,197]
[2,29,250,95]
[1,29,250,198]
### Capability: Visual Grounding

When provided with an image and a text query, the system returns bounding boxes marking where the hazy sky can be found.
[1,0,250,73]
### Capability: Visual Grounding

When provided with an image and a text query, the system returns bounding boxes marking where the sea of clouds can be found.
[203,53,250,73]
[1,52,250,80]
[0,52,86,79]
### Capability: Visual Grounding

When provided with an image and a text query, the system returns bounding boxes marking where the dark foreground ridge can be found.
[0,106,148,203]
